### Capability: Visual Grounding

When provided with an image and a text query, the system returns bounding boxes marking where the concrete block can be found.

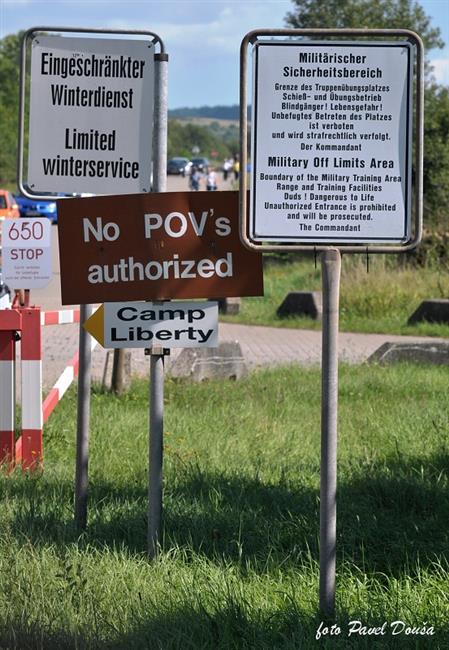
[369,341,449,365]
[217,297,241,315]
[277,291,322,320]
[168,341,247,381]
[408,299,449,325]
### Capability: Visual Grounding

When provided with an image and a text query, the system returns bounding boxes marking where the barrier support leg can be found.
[20,308,43,470]
[0,330,16,469]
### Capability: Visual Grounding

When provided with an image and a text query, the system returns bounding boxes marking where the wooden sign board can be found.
[58,190,263,304]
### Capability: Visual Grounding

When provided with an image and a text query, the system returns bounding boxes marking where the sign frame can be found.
[239,28,424,253]
[17,26,165,200]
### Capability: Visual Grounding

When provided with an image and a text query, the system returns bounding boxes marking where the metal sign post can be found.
[148,347,165,558]
[240,28,424,617]
[83,299,219,559]
[58,191,263,556]
[19,27,166,537]
[148,51,168,559]
[320,248,341,616]
[74,303,93,530]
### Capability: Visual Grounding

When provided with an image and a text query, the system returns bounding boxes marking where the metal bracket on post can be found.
[145,347,170,356]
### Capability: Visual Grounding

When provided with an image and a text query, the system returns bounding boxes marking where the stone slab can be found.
[277,291,322,320]
[369,341,449,365]
[168,341,247,381]
[217,297,241,315]
[408,299,449,325]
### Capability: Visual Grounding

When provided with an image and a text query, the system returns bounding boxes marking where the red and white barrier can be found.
[40,308,80,327]
[0,329,16,468]
[42,334,97,423]
[16,309,43,469]
[0,306,96,470]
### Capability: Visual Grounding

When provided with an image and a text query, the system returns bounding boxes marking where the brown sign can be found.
[58,190,263,304]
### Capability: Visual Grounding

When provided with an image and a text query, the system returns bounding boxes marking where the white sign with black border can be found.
[27,35,154,195]
[1,217,52,288]
[251,41,412,244]
[101,300,219,349]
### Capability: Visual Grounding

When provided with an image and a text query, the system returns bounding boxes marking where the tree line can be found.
[286,0,449,232]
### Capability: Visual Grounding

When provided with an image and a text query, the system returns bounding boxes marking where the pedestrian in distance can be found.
[189,165,201,191]
[233,156,240,181]
[206,167,218,191]
[223,158,232,181]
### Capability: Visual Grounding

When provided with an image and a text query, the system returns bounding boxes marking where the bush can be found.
[408,228,449,268]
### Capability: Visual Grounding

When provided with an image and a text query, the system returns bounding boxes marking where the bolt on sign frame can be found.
[239,28,424,254]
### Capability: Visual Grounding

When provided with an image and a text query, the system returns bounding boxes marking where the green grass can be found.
[1,363,449,648]
[223,255,449,338]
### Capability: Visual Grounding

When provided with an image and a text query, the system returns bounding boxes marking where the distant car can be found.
[14,194,58,223]
[0,190,20,220]
[167,157,192,176]
[190,157,209,172]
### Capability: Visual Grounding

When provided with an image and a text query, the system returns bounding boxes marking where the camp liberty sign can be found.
[84,301,219,349]
[250,42,413,244]
[57,190,263,304]
[27,35,154,195]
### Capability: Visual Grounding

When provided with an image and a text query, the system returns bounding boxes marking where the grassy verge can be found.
[1,363,449,648]
[223,255,449,337]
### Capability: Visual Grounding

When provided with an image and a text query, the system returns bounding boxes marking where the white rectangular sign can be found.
[1,218,52,288]
[251,42,412,244]
[103,301,219,348]
[27,35,154,195]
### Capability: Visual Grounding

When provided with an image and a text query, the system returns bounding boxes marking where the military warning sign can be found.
[27,35,154,195]
[251,42,412,243]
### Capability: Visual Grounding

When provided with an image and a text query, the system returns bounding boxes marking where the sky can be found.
[1,0,448,109]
